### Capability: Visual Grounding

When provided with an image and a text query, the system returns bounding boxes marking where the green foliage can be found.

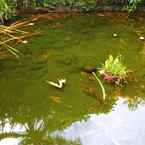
[35,0,145,12]
[73,0,96,11]
[102,55,127,77]
[44,0,96,11]
[0,0,10,22]
[1,0,145,18]
[126,0,142,13]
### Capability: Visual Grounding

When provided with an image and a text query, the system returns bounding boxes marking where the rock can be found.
[113,33,118,38]
[139,36,145,41]
[83,66,97,73]
[22,40,28,44]
[27,23,34,26]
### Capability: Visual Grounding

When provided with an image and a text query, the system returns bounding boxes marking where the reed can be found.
[0,17,40,57]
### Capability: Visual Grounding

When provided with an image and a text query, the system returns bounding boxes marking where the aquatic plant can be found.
[99,55,128,85]
[92,72,106,100]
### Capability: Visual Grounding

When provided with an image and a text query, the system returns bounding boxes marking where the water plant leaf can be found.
[92,72,106,100]
[103,55,127,76]
[99,55,129,85]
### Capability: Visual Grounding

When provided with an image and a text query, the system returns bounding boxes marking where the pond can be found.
[0,13,145,145]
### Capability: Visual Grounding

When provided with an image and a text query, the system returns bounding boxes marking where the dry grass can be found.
[0,16,41,58]
[0,13,68,58]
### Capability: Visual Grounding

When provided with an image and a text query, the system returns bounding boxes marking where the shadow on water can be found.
[0,13,145,145]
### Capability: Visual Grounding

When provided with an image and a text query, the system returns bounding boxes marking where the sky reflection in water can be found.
[53,98,145,145]
[0,14,145,145]
[0,138,21,145]
[0,98,145,145]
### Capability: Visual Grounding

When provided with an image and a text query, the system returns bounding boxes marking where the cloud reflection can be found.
[53,98,145,145]
[0,138,21,145]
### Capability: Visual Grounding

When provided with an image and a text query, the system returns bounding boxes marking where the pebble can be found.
[22,40,28,44]
[113,33,118,38]
[139,36,145,41]
[28,23,34,26]
[140,85,145,89]
[83,66,97,73]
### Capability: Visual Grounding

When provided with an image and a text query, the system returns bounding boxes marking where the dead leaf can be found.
[50,96,61,104]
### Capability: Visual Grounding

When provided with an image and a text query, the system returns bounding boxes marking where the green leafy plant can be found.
[99,55,128,85]
[104,55,127,77]
[126,0,142,13]
[0,0,10,23]
[1,0,144,15]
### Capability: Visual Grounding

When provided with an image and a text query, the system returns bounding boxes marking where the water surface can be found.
[0,13,145,145]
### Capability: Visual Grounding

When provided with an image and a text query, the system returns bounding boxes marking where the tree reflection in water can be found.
[0,118,81,145]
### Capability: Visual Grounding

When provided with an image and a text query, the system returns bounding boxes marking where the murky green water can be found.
[0,13,145,145]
